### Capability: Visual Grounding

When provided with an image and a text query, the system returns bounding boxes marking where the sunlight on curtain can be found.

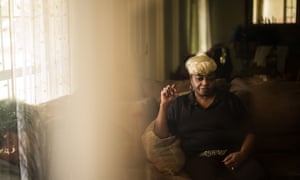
[0,1,70,180]
[198,0,211,54]
[185,0,199,55]
[0,0,70,105]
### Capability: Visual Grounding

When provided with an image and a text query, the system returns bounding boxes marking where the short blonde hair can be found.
[185,54,217,75]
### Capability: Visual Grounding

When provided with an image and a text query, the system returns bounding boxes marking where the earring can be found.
[219,48,227,64]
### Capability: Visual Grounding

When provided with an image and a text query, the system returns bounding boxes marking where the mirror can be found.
[251,0,297,24]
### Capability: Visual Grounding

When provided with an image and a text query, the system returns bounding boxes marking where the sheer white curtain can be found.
[0,1,70,180]
[0,0,71,105]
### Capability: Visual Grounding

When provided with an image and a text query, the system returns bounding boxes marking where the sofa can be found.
[1,76,299,180]
[133,76,300,180]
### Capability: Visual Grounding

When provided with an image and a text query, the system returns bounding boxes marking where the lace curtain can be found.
[0,0,71,105]
[0,0,70,180]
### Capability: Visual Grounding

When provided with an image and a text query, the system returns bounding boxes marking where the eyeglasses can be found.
[194,74,216,81]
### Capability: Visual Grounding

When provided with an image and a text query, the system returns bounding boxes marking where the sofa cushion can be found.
[141,121,185,176]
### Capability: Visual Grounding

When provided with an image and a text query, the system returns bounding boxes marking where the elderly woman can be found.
[144,53,266,179]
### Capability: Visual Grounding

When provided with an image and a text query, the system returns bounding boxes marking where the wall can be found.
[210,0,246,45]
[128,0,166,81]
[164,0,181,78]
[142,0,165,81]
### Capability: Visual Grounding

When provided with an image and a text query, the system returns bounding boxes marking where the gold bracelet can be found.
[198,149,228,157]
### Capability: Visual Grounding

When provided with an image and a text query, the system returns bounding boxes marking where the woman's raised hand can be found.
[160,84,177,105]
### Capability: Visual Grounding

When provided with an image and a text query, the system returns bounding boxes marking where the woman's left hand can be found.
[222,151,247,171]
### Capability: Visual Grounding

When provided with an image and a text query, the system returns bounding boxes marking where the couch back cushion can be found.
[250,81,300,152]
[230,78,300,153]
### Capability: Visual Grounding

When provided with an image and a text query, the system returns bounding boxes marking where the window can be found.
[0,0,70,104]
[252,0,297,24]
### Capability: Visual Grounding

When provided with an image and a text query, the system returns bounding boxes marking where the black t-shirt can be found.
[167,89,252,157]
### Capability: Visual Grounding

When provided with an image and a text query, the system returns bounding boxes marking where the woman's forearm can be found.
[240,133,255,157]
[154,103,171,138]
